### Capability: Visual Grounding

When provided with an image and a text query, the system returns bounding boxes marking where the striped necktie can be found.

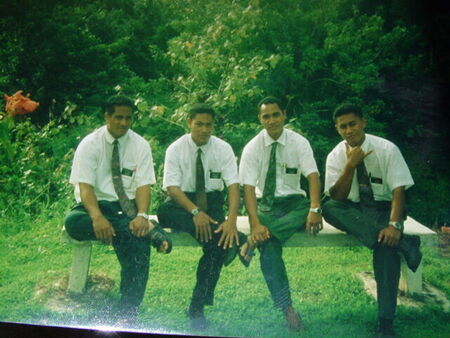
[195,148,207,212]
[111,140,137,218]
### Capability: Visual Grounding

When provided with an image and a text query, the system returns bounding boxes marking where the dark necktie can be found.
[356,161,375,208]
[111,140,137,218]
[195,148,207,212]
[261,142,278,210]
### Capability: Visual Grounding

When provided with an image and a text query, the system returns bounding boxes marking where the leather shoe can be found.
[186,305,208,330]
[399,235,422,272]
[377,318,396,337]
[284,306,305,332]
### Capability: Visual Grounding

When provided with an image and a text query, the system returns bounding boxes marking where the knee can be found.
[322,199,346,220]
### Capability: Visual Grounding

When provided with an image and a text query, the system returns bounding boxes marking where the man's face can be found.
[105,105,133,139]
[335,113,367,147]
[188,113,214,146]
[258,103,286,140]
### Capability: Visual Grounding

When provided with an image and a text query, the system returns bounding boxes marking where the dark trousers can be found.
[157,191,229,309]
[257,195,310,311]
[64,201,150,313]
[322,199,407,319]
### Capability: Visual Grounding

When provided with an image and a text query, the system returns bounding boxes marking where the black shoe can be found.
[377,318,396,337]
[186,305,208,330]
[399,235,422,272]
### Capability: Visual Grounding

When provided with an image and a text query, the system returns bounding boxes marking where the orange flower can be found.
[4,90,39,117]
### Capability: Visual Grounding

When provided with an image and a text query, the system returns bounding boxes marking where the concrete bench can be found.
[61,216,437,295]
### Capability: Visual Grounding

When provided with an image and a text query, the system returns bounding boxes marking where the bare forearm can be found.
[307,172,321,207]
[79,183,103,220]
[135,184,151,214]
[329,164,355,201]
[243,185,261,228]
[167,186,197,213]
[226,183,239,221]
[390,186,405,223]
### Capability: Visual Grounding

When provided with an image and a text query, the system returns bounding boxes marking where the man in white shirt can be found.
[239,96,323,332]
[158,103,246,330]
[64,95,171,325]
[322,103,422,337]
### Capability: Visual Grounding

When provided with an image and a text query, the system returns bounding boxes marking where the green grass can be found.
[1,214,449,337]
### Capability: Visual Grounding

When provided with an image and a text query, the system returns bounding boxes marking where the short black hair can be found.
[188,103,215,119]
[332,103,363,122]
[257,96,285,113]
[105,95,135,115]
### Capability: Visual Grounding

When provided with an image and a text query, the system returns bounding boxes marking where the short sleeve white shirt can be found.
[324,133,414,202]
[69,126,156,203]
[163,134,239,192]
[239,128,319,198]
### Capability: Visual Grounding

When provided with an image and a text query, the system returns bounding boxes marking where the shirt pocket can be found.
[121,162,137,189]
[370,176,385,198]
[282,164,300,188]
[207,169,224,191]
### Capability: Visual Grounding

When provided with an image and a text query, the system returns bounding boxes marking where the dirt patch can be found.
[357,272,450,312]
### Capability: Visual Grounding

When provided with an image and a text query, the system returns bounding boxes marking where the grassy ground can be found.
[0,211,449,337]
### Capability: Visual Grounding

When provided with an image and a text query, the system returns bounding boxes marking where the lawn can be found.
[0,211,449,337]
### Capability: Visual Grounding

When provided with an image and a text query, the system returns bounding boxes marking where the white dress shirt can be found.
[163,134,239,192]
[70,126,156,203]
[239,128,319,198]
[324,133,414,202]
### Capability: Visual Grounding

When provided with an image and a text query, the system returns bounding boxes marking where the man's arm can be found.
[129,184,151,237]
[306,172,323,235]
[377,186,404,246]
[214,183,239,248]
[243,185,270,244]
[167,186,217,243]
[79,182,116,244]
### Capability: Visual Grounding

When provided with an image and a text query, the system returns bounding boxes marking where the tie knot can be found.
[113,140,119,146]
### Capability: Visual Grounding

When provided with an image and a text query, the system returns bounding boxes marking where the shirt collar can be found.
[104,126,129,145]
[262,128,287,147]
[360,133,370,152]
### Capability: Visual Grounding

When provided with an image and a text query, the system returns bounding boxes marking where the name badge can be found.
[209,171,222,179]
[121,168,134,177]
[285,167,298,175]
[370,177,383,184]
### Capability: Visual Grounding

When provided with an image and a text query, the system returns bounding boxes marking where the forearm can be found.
[167,186,197,213]
[307,172,321,207]
[243,185,261,228]
[135,184,151,214]
[329,164,355,201]
[226,183,239,221]
[390,186,405,223]
[79,183,103,220]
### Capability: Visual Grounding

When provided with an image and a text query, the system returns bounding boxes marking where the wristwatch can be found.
[191,208,200,216]
[309,207,322,214]
[389,221,404,232]
[137,212,149,220]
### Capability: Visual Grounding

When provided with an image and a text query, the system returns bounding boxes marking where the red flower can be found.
[4,90,39,117]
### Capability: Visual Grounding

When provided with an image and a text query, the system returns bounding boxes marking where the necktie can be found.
[261,142,278,210]
[111,140,137,218]
[195,148,207,212]
[356,161,375,208]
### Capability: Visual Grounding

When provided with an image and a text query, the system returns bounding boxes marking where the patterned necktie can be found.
[111,140,137,218]
[356,161,375,208]
[195,148,207,212]
[261,142,278,209]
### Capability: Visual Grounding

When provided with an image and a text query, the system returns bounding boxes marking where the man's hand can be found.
[305,212,323,236]
[378,225,401,247]
[193,211,217,243]
[129,215,151,237]
[250,222,271,245]
[92,215,116,244]
[345,143,373,169]
[215,219,239,249]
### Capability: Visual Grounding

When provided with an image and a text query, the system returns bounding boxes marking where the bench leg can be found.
[399,257,423,295]
[67,242,92,294]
